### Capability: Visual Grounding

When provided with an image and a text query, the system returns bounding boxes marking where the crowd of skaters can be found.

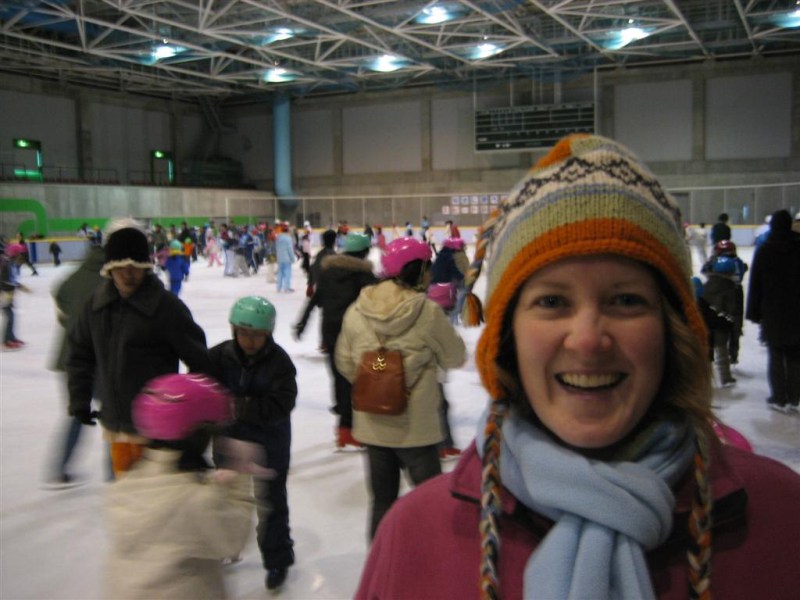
[1,212,473,597]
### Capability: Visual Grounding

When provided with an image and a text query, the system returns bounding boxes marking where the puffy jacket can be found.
[105,449,254,600]
[66,274,211,433]
[310,254,377,348]
[335,280,466,448]
[208,337,297,429]
[356,441,800,600]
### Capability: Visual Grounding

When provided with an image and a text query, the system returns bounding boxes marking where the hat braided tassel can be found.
[687,436,713,600]
[479,402,507,600]
[462,216,497,327]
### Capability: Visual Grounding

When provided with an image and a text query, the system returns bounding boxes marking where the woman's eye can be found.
[613,293,646,307]
[535,295,565,309]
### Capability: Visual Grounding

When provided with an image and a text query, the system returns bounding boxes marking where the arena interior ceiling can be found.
[1,1,799,105]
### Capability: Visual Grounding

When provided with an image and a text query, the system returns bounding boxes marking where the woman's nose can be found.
[563,309,612,355]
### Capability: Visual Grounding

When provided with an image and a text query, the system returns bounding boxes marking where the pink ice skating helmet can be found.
[442,237,465,251]
[133,373,233,441]
[381,237,432,278]
[4,243,25,258]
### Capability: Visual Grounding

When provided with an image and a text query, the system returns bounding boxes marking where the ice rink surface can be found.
[1,245,797,599]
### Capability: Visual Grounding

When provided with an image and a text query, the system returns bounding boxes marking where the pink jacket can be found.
[356,442,800,600]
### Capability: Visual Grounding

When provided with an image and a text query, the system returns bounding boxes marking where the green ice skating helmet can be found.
[229,296,276,332]
[169,239,183,255]
[343,232,370,253]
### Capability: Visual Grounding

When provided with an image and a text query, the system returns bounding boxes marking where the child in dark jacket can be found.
[209,296,297,592]
[700,255,739,386]
[106,373,257,600]
[165,239,190,295]
[703,240,748,364]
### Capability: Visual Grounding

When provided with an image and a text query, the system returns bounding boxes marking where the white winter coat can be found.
[335,280,466,448]
[105,449,254,600]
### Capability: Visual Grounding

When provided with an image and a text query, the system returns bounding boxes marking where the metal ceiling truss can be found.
[0,0,798,104]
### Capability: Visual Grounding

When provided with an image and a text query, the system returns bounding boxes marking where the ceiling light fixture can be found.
[263,27,296,44]
[263,67,299,83]
[145,42,187,64]
[471,42,503,59]
[771,4,800,28]
[153,45,177,60]
[370,54,405,72]
[417,6,451,24]
[604,22,651,50]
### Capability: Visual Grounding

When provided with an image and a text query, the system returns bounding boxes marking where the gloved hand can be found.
[72,409,101,426]
[293,322,305,341]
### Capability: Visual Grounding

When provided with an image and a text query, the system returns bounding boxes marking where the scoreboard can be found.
[475,103,594,152]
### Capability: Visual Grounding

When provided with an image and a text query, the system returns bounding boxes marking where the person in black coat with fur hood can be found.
[293,232,377,449]
[66,218,211,476]
[746,209,800,413]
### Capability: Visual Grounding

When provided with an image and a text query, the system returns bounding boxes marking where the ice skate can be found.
[41,473,88,491]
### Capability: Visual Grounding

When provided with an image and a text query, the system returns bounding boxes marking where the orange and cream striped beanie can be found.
[466,134,707,401]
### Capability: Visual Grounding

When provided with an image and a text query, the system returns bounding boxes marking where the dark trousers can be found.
[56,417,82,477]
[3,304,16,343]
[23,258,37,275]
[730,285,744,363]
[53,416,114,481]
[222,419,294,570]
[767,347,800,407]
[327,349,353,428]
[438,383,455,448]
[365,444,441,539]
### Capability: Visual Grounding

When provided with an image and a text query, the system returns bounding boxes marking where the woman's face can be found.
[512,255,665,449]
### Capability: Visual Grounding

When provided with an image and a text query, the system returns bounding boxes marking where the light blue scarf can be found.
[476,409,695,600]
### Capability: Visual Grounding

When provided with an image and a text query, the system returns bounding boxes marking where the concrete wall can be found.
[1,55,799,231]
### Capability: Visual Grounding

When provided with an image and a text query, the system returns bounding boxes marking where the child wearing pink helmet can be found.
[106,373,263,600]
[1,243,32,350]
[336,236,466,538]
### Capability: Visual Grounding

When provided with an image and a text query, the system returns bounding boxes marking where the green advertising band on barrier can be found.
[1,197,275,245]
[0,198,48,236]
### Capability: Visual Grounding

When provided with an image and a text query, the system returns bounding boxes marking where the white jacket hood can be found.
[353,280,427,339]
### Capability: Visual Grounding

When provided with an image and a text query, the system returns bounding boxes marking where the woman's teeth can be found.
[558,373,623,390]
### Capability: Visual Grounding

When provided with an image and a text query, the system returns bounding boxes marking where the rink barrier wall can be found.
[21,225,765,264]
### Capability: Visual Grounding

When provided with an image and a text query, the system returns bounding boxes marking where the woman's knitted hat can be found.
[465,134,707,400]
[100,217,152,277]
